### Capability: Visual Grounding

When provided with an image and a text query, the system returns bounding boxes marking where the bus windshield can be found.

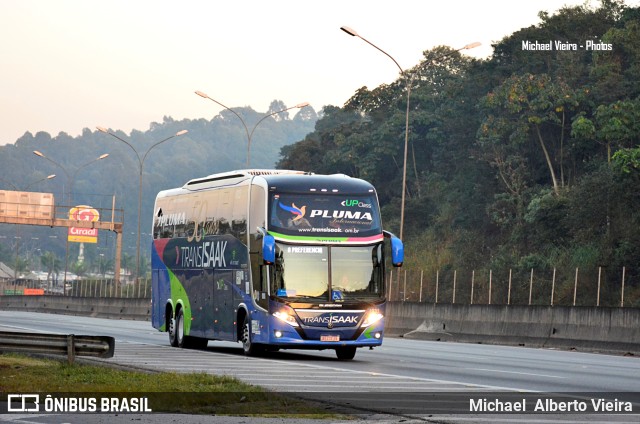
[272,243,384,302]
[269,193,381,239]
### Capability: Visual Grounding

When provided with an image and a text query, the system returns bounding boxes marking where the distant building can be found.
[0,262,15,281]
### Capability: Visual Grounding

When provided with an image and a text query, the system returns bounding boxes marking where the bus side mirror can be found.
[384,231,404,267]
[263,234,276,264]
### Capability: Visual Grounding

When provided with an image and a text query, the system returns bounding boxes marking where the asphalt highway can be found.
[1,311,639,423]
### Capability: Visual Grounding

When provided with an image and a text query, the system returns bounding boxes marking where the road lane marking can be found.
[469,368,566,379]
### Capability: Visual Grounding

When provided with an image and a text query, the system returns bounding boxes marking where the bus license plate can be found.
[321,335,340,342]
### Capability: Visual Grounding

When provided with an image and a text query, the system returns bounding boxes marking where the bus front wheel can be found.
[336,346,357,360]
[241,316,262,356]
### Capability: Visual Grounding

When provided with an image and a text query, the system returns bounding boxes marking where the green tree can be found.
[267,100,289,122]
[572,98,640,162]
[93,255,113,277]
[121,253,135,278]
[40,251,61,283]
[478,73,578,196]
[13,256,29,278]
[71,261,88,279]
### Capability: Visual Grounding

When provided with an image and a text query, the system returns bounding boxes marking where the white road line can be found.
[469,368,566,379]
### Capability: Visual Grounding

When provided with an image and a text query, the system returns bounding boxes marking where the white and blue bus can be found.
[151,170,403,360]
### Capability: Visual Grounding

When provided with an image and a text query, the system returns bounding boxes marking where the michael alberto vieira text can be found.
[470,397,633,413]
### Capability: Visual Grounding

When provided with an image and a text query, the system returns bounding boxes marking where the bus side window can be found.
[231,186,248,239]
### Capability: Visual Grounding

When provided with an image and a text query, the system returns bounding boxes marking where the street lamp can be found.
[96,127,188,282]
[195,91,309,167]
[340,26,479,241]
[70,154,110,202]
[33,152,110,284]
[0,174,56,191]
[33,151,110,204]
[33,150,72,204]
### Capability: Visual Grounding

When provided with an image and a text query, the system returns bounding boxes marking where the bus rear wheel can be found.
[176,308,186,347]
[336,346,357,360]
[168,314,179,347]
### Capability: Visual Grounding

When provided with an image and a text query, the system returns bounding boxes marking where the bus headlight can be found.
[361,310,383,327]
[273,311,299,327]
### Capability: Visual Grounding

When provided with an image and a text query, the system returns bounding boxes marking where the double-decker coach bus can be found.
[151,170,403,360]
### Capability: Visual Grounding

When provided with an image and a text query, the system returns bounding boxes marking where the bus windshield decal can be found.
[270,194,382,239]
[269,231,384,244]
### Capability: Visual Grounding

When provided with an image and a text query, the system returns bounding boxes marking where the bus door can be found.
[151,268,166,329]
[188,270,213,339]
[213,270,234,340]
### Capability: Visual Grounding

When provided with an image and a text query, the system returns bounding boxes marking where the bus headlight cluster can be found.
[273,310,299,327]
[361,310,383,327]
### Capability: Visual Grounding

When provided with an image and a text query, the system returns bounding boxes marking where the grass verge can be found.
[0,353,347,417]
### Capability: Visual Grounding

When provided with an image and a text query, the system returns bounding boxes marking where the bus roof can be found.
[180,169,376,194]
[262,173,376,194]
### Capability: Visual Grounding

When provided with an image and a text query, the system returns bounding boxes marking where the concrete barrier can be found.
[0,296,150,321]
[1,297,638,355]
[386,302,640,355]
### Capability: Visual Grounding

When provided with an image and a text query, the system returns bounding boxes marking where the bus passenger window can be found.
[161,225,173,239]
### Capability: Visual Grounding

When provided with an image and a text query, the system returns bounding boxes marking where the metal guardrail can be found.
[0,331,114,364]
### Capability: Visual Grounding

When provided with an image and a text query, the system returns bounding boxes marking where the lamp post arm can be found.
[33,152,70,182]
[341,27,404,75]
[96,128,142,169]
[195,91,251,154]
[248,104,308,142]
[33,151,71,203]
[247,103,309,167]
[359,35,404,75]
[8,177,55,191]
[141,135,177,166]
[70,155,109,198]
[140,130,188,168]
[248,111,280,142]
[246,106,295,165]
[0,178,18,190]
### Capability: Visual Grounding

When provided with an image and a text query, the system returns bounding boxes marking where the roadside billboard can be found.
[68,205,100,243]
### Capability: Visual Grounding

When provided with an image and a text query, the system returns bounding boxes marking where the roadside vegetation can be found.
[278,0,640,306]
[0,353,343,417]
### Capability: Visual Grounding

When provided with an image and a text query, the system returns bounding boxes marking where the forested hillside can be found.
[0,101,317,273]
[278,1,640,305]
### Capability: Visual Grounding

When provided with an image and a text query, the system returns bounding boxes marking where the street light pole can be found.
[195,91,309,167]
[33,151,72,204]
[340,26,479,241]
[0,174,56,191]
[33,152,110,285]
[69,154,110,203]
[96,127,188,283]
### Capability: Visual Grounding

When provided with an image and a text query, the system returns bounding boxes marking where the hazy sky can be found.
[1,0,633,145]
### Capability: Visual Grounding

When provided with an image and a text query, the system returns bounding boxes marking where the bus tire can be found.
[336,346,357,360]
[168,313,179,347]
[241,316,261,356]
[176,308,186,348]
